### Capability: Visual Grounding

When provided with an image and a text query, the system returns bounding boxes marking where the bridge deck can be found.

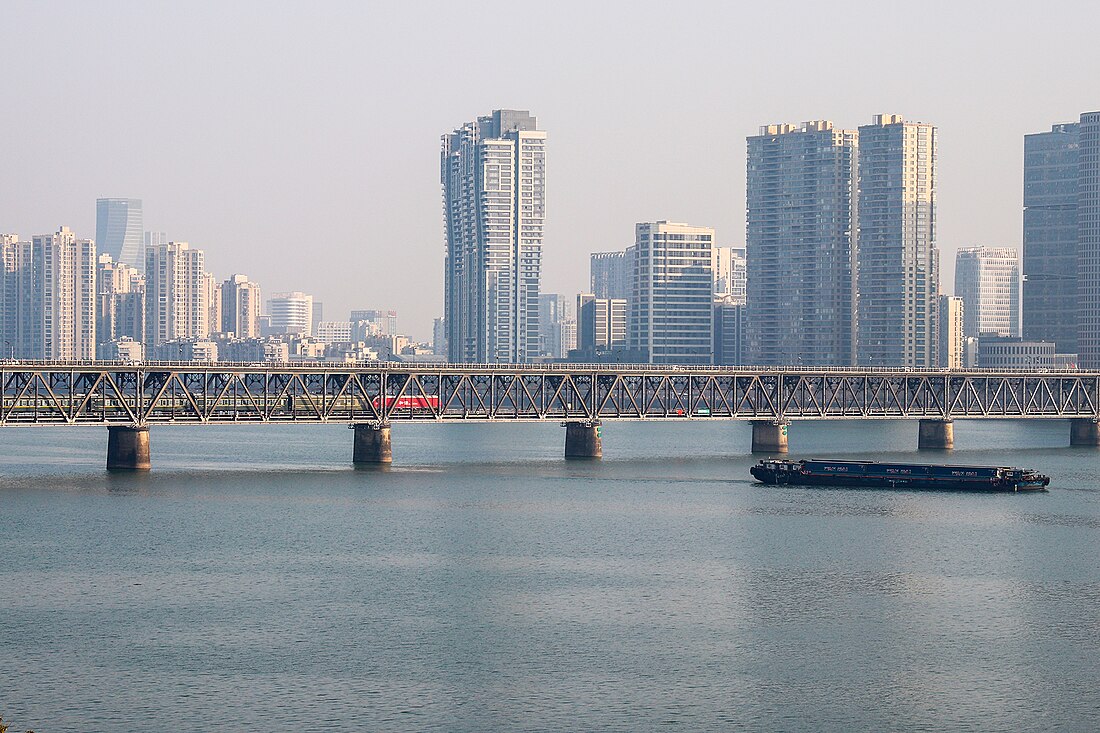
[0,363,1096,426]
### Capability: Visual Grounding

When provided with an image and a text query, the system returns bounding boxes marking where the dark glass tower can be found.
[95,198,144,270]
[1022,124,1079,354]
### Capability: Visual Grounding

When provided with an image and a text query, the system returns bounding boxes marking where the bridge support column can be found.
[564,421,602,459]
[1070,418,1100,447]
[751,420,789,454]
[352,422,392,464]
[107,426,151,470]
[918,419,954,450]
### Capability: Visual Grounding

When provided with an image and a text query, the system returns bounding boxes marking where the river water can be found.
[1,419,1098,731]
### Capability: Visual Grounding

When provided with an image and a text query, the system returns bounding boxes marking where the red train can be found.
[371,395,440,411]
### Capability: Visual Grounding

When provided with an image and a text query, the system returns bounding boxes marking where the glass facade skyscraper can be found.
[95,198,144,270]
[1023,123,1079,353]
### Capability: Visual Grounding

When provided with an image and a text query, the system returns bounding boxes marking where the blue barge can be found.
[750,459,1050,492]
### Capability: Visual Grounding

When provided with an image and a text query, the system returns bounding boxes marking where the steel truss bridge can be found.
[0,362,1097,426]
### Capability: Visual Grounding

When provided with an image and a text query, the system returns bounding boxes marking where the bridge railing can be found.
[0,359,1091,375]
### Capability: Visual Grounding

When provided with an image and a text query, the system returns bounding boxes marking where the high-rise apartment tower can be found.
[442,109,545,362]
[1079,112,1100,368]
[144,242,209,347]
[746,121,858,366]
[629,221,714,364]
[857,114,939,368]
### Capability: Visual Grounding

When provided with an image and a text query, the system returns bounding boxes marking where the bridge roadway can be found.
[0,361,1097,468]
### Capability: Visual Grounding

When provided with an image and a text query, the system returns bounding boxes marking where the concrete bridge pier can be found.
[564,421,602,459]
[1070,418,1100,447]
[918,419,954,450]
[751,420,789,454]
[352,422,392,464]
[107,426,151,470]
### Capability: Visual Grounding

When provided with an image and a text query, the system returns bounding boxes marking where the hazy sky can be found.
[2,1,1097,340]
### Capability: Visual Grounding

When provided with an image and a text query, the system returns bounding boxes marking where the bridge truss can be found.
[0,364,1097,426]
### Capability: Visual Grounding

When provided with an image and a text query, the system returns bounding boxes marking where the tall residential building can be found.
[442,109,545,363]
[629,221,714,364]
[954,247,1021,338]
[144,231,167,260]
[577,294,627,353]
[590,251,632,300]
[1023,123,1080,353]
[0,234,19,356]
[145,242,209,347]
[938,295,965,369]
[1080,112,1100,368]
[1,227,96,360]
[857,114,939,368]
[746,121,858,366]
[221,274,262,338]
[204,274,221,339]
[96,199,144,270]
[268,292,314,336]
[95,253,145,357]
[712,246,747,303]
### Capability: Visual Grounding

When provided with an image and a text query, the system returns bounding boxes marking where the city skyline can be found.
[3,3,1099,340]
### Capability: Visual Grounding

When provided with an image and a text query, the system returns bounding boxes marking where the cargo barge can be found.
[750,459,1050,492]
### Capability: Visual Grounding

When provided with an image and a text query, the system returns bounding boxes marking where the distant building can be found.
[857,114,939,368]
[221,274,262,338]
[1,227,97,360]
[1023,122,1079,354]
[712,246,746,303]
[746,121,857,366]
[151,339,218,362]
[713,297,746,366]
[432,317,447,357]
[938,295,964,369]
[954,247,1020,338]
[204,273,221,340]
[96,253,145,358]
[538,293,571,358]
[977,336,1055,371]
[102,337,143,362]
[216,337,289,363]
[963,336,979,369]
[315,321,352,342]
[577,294,627,354]
[629,221,714,364]
[145,242,208,347]
[591,251,632,300]
[144,231,167,260]
[443,109,545,362]
[96,198,144,270]
[350,309,397,336]
[268,292,314,336]
[1080,111,1100,369]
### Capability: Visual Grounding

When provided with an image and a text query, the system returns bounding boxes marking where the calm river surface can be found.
[1,419,1099,731]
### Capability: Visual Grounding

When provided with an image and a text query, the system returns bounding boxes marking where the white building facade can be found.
[629,221,714,365]
[954,247,1021,338]
[442,109,544,363]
